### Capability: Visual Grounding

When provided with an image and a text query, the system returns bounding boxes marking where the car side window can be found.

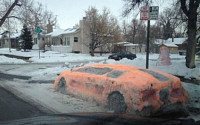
[107,70,124,78]
[139,69,169,81]
[75,67,112,75]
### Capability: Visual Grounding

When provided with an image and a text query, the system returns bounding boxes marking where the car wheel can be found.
[130,57,134,60]
[107,91,127,113]
[56,77,67,94]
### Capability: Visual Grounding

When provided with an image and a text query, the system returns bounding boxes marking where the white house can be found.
[44,18,91,54]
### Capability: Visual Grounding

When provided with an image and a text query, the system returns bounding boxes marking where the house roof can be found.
[124,43,139,47]
[155,38,187,47]
[115,41,130,45]
[61,28,79,35]
[160,43,178,47]
[115,42,140,47]
[46,29,65,37]
[46,27,79,37]
[10,32,21,38]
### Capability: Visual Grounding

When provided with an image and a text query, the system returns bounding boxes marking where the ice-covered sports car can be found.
[54,64,189,116]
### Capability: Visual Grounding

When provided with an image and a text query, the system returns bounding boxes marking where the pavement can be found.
[0,63,59,122]
[0,86,46,122]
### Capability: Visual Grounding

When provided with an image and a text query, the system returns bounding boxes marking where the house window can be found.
[74,37,78,42]
[52,38,56,45]
[34,38,37,44]
[64,37,67,45]
[67,37,70,45]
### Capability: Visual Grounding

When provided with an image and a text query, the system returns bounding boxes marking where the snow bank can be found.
[0,48,106,63]
[0,55,26,64]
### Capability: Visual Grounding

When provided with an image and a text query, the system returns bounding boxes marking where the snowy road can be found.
[0,63,200,121]
[0,86,45,122]
[0,63,105,117]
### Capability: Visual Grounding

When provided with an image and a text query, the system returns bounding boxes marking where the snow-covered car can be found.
[54,64,189,116]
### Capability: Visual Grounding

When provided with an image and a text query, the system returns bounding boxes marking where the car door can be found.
[74,67,112,98]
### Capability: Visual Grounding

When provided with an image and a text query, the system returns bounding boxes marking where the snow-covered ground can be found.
[0,52,199,120]
[0,80,105,114]
[0,48,106,64]
[0,55,26,64]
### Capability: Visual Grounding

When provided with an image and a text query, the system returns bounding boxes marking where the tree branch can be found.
[0,0,20,27]
[180,0,189,16]
[7,15,22,20]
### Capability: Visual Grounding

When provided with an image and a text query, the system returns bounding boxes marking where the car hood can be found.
[0,112,197,125]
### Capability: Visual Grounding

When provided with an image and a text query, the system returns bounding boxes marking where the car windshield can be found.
[0,0,199,124]
[107,70,124,78]
[75,67,112,75]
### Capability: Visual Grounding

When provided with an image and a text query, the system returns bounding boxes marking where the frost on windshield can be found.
[140,69,169,82]
[75,67,112,75]
[107,70,124,78]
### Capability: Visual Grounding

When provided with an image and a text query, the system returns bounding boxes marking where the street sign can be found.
[35,27,43,33]
[149,6,159,20]
[140,6,149,21]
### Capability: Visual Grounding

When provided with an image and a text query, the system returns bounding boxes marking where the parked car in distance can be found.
[108,51,137,60]
[54,64,189,117]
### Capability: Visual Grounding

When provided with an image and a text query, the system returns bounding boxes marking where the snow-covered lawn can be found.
[0,48,106,63]
[0,48,199,80]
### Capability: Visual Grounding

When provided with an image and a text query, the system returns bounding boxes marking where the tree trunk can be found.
[0,0,19,27]
[90,49,95,56]
[186,11,197,68]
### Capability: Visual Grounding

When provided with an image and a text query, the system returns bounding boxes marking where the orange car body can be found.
[54,64,189,115]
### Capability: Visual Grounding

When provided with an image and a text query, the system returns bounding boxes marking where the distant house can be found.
[44,18,91,54]
[153,38,187,54]
[113,42,146,53]
[0,32,20,49]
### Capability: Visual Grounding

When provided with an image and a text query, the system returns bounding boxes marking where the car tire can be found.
[130,57,134,60]
[56,77,67,94]
[107,91,127,113]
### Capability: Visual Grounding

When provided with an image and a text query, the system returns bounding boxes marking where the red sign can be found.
[140,6,149,21]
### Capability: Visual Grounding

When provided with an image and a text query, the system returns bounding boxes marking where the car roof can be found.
[74,64,172,82]
[84,64,139,71]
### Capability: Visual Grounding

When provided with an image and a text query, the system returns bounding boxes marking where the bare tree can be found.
[85,7,121,56]
[0,0,21,28]
[180,0,200,68]
[122,0,200,68]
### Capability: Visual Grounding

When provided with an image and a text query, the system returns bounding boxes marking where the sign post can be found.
[35,27,42,59]
[149,6,159,20]
[140,6,159,69]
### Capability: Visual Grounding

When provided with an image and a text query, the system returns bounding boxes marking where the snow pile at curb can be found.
[0,55,26,64]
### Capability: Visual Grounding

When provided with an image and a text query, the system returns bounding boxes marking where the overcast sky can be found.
[34,0,171,29]
[34,0,125,28]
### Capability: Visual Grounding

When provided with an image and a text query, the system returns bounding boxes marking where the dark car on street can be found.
[108,51,137,60]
